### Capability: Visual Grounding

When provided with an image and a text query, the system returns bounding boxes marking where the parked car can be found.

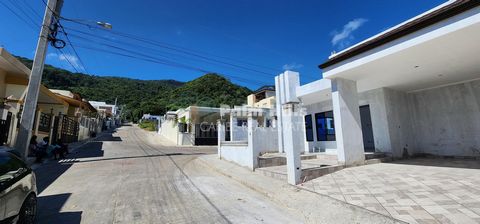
[0,150,37,224]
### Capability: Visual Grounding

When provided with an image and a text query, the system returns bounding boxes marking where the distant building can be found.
[247,85,275,109]
[89,101,118,116]
[159,106,221,146]
[142,114,162,121]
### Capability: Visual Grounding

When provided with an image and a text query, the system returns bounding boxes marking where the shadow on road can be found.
[36,163,72,194]
[69,142,104,159]
[60,152,206,164]
[37,193,82,224]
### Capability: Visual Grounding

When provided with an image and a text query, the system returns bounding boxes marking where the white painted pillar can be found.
[274,76,284,153]
[247,113,258,170]
[229,112,235,141]
[217,121,224,158]
[331,78,365,166]
[283,103,303,185]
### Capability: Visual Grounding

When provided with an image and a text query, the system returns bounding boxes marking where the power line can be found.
[71,43,268,86]
[7,0,39,28]
[66,30,273,79]
[65,27,285,83]
[65,30,272,85]
[19,0,43,19]
[56,48,80,73]
[64,25,285,79]
[0,1,38,32]
[58,23,89,74]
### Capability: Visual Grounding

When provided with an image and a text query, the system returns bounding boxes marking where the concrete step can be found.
[256,156,343,183]
[258,154,319,168]
[365,152,387,160]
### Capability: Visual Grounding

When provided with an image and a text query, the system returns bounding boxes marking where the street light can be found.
[96,21,112,30]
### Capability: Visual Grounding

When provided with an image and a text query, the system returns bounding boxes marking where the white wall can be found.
[252,127,278,155]
[408,79,480,157]
[218,143,252,169]
[160,119,179,145]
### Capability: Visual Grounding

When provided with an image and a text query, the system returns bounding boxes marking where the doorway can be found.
[360,105,375,152]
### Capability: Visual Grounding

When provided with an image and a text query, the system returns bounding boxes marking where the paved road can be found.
[35,125,301,224]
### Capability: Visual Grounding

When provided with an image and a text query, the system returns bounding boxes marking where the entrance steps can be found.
[256,152,392,183]
[258,152,337,168]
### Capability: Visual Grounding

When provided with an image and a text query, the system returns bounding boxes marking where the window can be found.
[305,115,314,142]
[178,123,188,133]
[315,111,335,141]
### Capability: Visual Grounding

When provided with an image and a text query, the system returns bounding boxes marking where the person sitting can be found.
[31,136,47,163]
[51,139,68,160]
[28,136,38,157]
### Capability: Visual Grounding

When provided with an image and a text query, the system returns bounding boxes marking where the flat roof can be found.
[319,0,480,69]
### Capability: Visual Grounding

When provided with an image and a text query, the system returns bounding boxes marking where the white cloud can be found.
[282,62,303,71]
[331,18,368,49]
[47,52,84,71]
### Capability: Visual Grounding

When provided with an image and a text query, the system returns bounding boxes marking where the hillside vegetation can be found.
[17,57,252,121]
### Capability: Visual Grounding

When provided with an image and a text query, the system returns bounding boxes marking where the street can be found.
[35,125,301,224]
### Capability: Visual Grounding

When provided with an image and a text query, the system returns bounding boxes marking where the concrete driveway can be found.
[34,125,302,223]
[301,158,480,224]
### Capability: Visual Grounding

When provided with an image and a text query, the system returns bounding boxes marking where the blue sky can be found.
[0,0,445,90]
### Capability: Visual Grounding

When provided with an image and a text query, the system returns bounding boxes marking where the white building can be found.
[275,0,480,184]
[159,106,221,146]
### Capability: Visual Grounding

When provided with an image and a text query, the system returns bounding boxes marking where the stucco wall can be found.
[160,120,179,145]
[219,143,252,169]
[408,79,480,157]
[252,127,278,154]
[383,88,416,157]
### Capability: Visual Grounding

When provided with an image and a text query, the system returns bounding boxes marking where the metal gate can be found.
[194,123,217,146]
[61,116,79,143]
[0,112,12,146]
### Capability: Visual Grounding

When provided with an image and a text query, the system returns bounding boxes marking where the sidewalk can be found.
[29,130,113,170]
[195,154,405,224]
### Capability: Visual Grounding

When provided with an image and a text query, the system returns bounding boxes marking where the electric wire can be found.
[0,1,38,32]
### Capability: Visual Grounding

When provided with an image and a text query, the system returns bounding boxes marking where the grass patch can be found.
[138,120,157,131]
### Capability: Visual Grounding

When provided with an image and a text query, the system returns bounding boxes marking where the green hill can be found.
[16,57,251,121]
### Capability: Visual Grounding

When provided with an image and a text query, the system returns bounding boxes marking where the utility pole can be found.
[15,0,64,160]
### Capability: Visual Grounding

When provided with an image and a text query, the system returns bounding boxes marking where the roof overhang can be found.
[296,79,331,105]
[0,48,31,77]
[321,3,480,92]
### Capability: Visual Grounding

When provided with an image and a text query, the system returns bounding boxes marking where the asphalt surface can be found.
[35,125,301,224]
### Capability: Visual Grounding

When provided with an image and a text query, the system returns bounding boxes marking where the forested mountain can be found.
[17,57,252,121]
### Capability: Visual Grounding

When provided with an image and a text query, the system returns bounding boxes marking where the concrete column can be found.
[283,103,303,185]
[217,121,224,159]
[229,112,235,141]
[247,113,256,170]
[274,76,284,153]
[331,78,365,166]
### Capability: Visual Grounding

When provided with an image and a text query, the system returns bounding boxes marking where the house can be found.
[89,101,120,129]
[0,48,69,147]
[247,85,276,109]
[0,47,107,152]
[274,0,480,184]
[217,106,277,170]
[50,89,100,141]
[159,106,221,146]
